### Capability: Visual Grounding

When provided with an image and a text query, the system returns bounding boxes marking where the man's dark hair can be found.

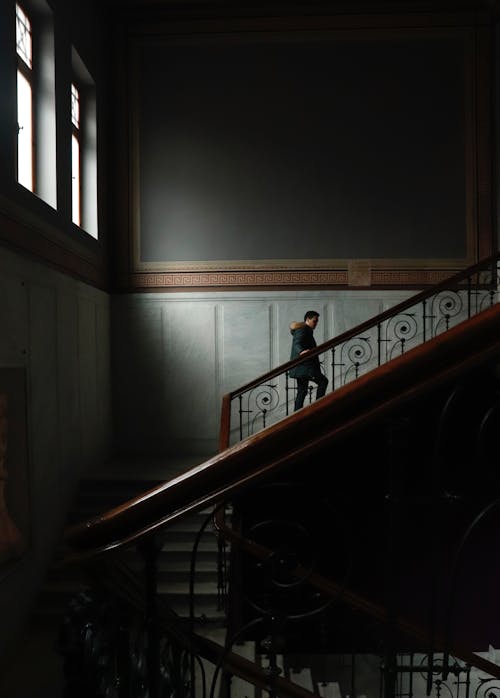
[304,310,320,321]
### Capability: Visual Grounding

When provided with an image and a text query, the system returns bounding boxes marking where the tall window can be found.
[15,1,56,207]
[71,83,81,226]
[72,49,98,238]
[16,3,33,191]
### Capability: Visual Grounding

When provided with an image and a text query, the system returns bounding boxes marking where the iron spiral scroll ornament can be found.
[385,313,419,360]
[475,678,500,698]
[242,382,281,437]
[429,291,464,336]
[338,336,373,385]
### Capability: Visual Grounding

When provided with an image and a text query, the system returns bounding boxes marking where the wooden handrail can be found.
[218,252,500,447]
[65,302,500,557]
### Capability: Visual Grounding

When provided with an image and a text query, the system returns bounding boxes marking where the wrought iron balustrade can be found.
[60,312,500,698]
[220,255,500,448]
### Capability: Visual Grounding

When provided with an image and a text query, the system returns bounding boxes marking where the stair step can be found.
[141,569,219,585]
[289,667,314,692]
[158,543,220,558]
[76,501,218,528]
[40,577,220,596]
[163,599,226,621]
[122,538,220,554]
[232,642,257,698]
[195,627,228,698]
[161,530,219,546]
[159,580,219,596]
[46,564,218,586]
[163,518,217,533]
[318,682,343,698]
[153,559,219,574]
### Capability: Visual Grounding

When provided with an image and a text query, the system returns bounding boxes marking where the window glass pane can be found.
[17,70,33,191]
[72,134,80,225]
[16,4,32,69]
[71,84,80,129]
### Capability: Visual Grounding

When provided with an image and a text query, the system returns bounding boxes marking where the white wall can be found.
[112,288,414,456]
[0,246,112,657]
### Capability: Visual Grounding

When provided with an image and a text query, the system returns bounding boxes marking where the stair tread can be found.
[163,600,226,618]
[231,642,257,698]
[159,539,219,552]
[233,642,256,661]
[160,580,220,594]
[41,577,220,593]
[125,561,219,574]
[318,682,342,698]
[289,668,314,692]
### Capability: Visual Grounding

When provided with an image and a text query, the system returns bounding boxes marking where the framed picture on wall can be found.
[0,367,30,575]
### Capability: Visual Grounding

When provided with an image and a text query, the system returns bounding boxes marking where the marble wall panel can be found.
[0,249,111,660]
[332,297,384,335]
[0,272,28,366]
[57,292,81,494]
[78,297,98,467]
[161,302,217,441]
[112,299,165,454]
[95,298,112,458]
[28,283,60,524]
[221,301,271,395]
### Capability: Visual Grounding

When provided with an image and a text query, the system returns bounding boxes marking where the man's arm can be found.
[294,327,311,355]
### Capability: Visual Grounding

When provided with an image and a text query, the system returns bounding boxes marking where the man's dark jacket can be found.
[289,322,321,379]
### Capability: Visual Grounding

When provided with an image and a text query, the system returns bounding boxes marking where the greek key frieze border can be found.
[130,268,457,289]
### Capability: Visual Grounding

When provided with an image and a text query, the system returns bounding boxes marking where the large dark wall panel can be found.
[139,35,466,263]
[121,13,493,289]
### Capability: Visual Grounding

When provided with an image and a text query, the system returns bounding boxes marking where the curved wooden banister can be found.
[65,302,500,558]
[218,252,500,449]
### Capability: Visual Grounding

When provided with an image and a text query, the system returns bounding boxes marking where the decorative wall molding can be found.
[129,268,459,289]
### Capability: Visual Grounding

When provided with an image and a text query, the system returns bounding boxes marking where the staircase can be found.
[59,456,225,623]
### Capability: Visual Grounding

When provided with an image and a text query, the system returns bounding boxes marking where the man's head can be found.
[304,310,320,329]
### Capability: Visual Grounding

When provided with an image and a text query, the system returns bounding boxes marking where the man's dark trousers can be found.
[294,371,328,411]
